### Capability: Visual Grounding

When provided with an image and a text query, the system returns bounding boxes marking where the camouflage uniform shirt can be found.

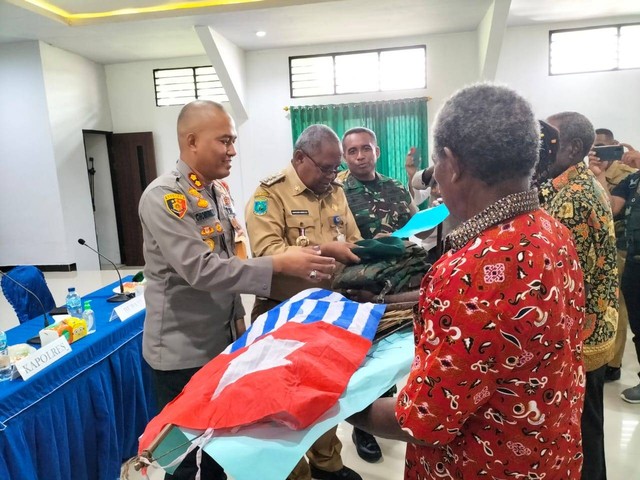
[338,171,415,239]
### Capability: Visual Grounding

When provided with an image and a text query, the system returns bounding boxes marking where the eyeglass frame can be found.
[300,149,341,176]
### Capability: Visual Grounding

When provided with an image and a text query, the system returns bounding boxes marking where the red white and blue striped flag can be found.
[139,289,385,453]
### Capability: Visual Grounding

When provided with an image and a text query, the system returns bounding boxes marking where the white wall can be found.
[103,16,640,258]
[84,133,121,264]
[105,32,477,230]
[496,16,640,148]
[239,32,478,215]
[0,41,113,269]
[105,55,249,225]
[105,56,210,177]
[40,42,114,270]
[0,42,66,266]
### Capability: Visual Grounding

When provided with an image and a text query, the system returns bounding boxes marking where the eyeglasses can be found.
[301,150,340,176]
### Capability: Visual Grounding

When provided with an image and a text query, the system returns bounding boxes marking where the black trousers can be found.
[152,367,227,480]
[621,258,640,375]
[580,365,607,480]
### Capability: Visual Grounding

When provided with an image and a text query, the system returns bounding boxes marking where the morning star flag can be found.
[139,289,385,453]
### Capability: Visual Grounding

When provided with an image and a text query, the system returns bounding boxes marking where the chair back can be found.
[1,266,56,324]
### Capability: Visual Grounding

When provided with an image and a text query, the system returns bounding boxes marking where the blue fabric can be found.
[0,277,156,480]
[1,266,56,324]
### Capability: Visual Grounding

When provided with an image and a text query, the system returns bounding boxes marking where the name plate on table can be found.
[109,295,145,322]
[14,336,72,381]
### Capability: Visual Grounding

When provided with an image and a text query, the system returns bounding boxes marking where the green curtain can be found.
[289,98,428,186]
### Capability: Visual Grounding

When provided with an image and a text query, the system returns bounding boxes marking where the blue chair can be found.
[1,266,56,324]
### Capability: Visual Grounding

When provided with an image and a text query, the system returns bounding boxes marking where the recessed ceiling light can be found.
[256,31,267,37]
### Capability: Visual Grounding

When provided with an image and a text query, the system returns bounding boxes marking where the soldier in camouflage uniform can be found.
[339,127,417,240]
[338,126,417,463]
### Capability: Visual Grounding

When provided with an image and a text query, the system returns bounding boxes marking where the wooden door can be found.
[107,132,158,266]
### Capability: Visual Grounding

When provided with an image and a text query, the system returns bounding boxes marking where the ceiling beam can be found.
[195,25,248,125]
[477,0,511,81]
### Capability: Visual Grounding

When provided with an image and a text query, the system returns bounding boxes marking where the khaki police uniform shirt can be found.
[139,159,273,371]
[245,163,361,301]
[606,160,638,192]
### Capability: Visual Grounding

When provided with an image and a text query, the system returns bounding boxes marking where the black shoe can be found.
[309,465,362,480]
[605,366,621,382]
[351,427,382,463]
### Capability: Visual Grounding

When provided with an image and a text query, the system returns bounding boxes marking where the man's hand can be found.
[588,150,608,177]
[621,145,640,169]
[319,241,361,264]
[405,147,418,181]
[588,156,607,178]
[272,247,336,281]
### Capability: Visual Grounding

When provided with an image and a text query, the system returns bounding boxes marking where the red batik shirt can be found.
[396,209,585,480]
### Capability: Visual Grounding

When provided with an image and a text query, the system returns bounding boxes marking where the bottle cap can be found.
[68,287,75,292]
[83,300,91,309]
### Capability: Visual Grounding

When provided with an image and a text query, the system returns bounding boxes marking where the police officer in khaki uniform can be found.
[245,124,362,480]
[139,102,335,479]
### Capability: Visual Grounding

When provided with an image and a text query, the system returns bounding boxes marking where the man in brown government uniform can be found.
[245,124,363,480]
[139,101,335,479]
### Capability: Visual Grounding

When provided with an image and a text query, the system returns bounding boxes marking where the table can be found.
[0,278,156,480]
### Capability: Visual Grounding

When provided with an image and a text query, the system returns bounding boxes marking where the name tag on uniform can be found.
[291,210,309,215]
[195,210,215,222]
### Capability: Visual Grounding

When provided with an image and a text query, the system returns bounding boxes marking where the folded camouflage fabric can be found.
[351,236,406,260]
[333,241,430,294]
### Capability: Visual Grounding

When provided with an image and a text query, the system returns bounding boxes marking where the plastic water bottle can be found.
[82,300,95,332]
[66,287,83,318]
[0,330,12,382]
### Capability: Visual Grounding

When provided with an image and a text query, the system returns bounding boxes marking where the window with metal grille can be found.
[549,23,640,75]
[289,46,426,98]
[153,66,229,107]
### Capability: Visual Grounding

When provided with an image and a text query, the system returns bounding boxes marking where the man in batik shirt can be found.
[348,84,586,480]
[539,111,618,480]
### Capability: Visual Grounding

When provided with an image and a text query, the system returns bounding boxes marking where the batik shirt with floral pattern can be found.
[396,209,585,480]
[539,162,618,371]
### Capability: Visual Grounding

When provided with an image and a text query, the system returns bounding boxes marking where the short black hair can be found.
[342,127,377,149]
[432,83,539,186]
[595,128,614,138]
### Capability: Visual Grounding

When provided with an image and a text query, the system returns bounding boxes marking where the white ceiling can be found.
[0,0,639,64]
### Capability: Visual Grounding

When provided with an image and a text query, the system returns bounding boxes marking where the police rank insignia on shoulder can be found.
[260,173,285,186]
[254,196,268,216]
[164,193,187,218]
[204,238,215,250]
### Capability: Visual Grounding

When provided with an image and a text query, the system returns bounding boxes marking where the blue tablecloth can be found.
[0,277,156,480]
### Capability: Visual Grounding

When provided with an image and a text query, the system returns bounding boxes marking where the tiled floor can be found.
[2,270,639,479]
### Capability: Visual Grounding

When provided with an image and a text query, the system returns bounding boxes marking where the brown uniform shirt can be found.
[605,160,638,192]
[245,163,361,301]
